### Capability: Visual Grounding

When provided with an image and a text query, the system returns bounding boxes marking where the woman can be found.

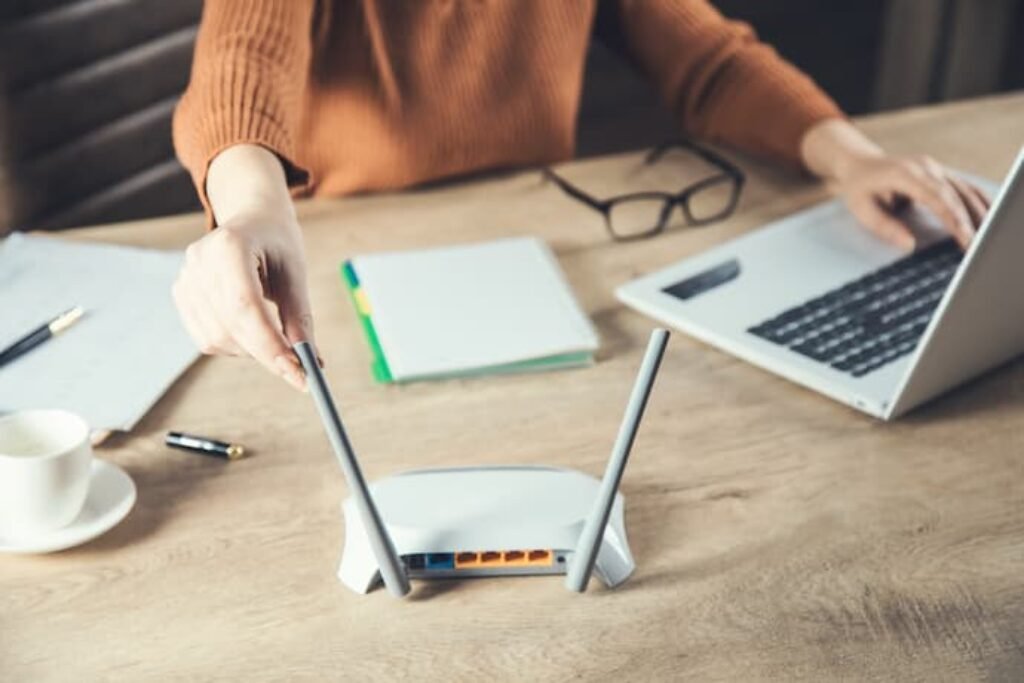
[172,0,989,391]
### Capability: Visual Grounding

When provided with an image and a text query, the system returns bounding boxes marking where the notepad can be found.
[342,237,600,382]
[0,234,198,431]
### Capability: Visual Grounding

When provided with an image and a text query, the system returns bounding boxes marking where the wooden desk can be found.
[3,94,1023,681]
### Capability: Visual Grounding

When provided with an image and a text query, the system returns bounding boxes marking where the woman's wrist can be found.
[206,144,297,228]
[800,118,885,184]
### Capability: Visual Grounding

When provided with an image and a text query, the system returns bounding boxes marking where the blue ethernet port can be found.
[424,553,454,570]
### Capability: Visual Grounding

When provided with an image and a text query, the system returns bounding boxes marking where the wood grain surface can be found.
[2,93,1023,682]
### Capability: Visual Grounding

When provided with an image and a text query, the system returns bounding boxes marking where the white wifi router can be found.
[337,466,634,592]
[294,328,668,597]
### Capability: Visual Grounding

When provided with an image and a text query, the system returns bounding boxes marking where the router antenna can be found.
[294,342,411,598]
[565,328,669,593]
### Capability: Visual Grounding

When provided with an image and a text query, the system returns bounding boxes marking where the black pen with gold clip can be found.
[166,432,247,461]
[0,306,84,368]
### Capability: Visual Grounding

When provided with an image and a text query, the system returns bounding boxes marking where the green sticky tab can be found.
[341,260,359,287]
[340,261,393,383]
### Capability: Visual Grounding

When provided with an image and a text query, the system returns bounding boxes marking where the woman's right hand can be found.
[172,144,315,391]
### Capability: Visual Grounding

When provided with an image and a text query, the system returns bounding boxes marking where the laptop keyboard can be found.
[747,239,962,378]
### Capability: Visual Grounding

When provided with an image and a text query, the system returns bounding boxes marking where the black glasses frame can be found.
[543,140,746,241]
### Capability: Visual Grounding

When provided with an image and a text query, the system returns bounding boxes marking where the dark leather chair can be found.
[0,0,202,233]
[0,0,674,235]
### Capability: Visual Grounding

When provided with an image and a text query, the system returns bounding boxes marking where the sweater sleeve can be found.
[616,0,843,170]
[173,0,316,227]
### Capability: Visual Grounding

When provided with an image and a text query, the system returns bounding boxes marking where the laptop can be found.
[617,147,1024,419]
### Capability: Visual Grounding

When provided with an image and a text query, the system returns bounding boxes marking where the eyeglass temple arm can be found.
[645,141,744,180]
[542,168,606,210]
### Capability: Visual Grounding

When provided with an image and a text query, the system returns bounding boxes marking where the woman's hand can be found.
[172,144,314,391]
[801,119,990,250]
[173,213,312,390]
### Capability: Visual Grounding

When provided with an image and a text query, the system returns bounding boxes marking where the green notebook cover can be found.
[341,261,393,383]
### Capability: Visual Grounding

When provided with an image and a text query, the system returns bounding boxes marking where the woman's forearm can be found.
[206,144,297,227]
[800,118,884,183]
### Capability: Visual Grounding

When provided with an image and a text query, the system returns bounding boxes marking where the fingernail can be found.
[275,355,307,391]
[275,354,297,372]
[286,372,308,392]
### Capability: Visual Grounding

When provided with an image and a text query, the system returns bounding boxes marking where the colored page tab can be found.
[341,261,393,383]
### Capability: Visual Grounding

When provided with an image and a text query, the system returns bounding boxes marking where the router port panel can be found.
[403,550,564,578]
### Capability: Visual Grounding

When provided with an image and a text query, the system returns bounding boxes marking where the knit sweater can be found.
[173,0,842,221]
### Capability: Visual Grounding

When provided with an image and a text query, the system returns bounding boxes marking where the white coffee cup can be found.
[0,409,93,539]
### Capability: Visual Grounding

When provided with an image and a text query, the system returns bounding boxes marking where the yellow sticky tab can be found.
[354,289,373,316]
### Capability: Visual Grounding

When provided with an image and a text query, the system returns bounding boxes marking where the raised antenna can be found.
[565,328,669,593]
[294,342,410,598]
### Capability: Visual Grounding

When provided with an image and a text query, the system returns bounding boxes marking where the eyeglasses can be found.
[543,140,745,241]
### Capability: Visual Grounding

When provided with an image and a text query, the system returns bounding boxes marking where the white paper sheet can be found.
[0,234,199,431]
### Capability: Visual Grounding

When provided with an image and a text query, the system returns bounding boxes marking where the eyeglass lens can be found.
[686,177,738,223]
[607,198,670,239]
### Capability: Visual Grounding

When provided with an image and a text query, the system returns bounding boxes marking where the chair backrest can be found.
[0,0,202,233]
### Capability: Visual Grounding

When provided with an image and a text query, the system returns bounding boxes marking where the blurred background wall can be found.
[1,0,1021,232]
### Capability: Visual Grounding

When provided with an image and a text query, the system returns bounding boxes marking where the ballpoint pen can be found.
[0,307,84,368]
[165,431,247,460]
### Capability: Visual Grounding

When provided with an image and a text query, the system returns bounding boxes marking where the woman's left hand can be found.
[801,119,990,250]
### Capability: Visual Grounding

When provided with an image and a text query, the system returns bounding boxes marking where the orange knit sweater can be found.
[173,0,842,220]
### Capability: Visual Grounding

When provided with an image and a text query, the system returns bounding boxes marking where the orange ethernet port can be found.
[502,550,526,565]
[455,552,480,568]
[479,551,502,565]
[527,550,553,566]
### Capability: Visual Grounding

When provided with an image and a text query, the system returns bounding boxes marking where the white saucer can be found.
[0,459,136,554]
